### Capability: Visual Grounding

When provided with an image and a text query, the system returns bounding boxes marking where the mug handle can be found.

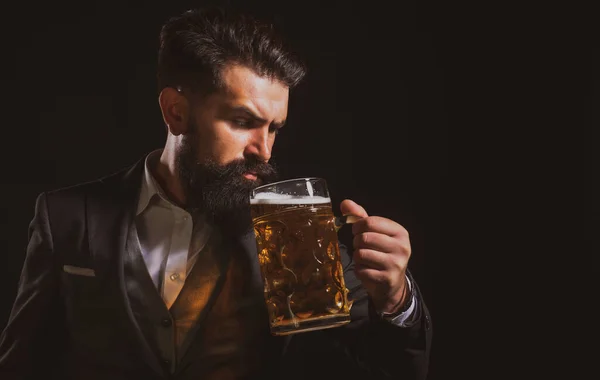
[334,215,362,232]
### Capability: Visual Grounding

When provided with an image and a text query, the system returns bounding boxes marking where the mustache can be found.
[207,158,278,184]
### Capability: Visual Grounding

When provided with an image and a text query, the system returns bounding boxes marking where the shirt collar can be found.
[136,149,170,216]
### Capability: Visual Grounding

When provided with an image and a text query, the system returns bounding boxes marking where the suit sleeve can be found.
[335,242,433,380]
[0,192,65,379]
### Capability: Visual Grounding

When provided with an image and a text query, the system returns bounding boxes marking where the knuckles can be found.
[353,232,371,247]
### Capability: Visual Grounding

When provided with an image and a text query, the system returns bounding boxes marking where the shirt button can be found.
[161,318,172,327]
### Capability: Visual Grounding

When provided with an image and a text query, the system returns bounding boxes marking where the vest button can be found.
[162,359,171,367]
[161,318,172,327]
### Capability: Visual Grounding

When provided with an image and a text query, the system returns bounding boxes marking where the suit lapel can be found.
[86,158,164,376]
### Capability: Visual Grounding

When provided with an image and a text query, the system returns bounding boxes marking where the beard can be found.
[175,122,278,235]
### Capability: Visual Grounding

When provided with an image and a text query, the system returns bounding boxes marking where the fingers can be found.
[354,265,387,284]
[354,264,401,290]
[353,249,389,270]
[353,232,403,254]
[340,199,368,218]
[351,216,407,238]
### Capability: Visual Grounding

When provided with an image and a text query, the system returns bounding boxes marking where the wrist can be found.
[377,276,413,320]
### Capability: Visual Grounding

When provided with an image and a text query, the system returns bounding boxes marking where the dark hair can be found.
[157,7,306,96]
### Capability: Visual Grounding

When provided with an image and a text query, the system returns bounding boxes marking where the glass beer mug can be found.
[250,177,358,335]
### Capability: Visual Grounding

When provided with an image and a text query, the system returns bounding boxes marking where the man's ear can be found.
[158,87,190,136]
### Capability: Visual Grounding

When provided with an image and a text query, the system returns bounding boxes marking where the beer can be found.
[250,193,351,335]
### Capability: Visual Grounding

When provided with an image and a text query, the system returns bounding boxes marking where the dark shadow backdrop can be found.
[0,0,457,378]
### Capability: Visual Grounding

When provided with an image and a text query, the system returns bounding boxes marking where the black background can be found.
[0,1,594,379]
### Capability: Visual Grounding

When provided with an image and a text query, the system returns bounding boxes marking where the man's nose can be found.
[244,128,272,162]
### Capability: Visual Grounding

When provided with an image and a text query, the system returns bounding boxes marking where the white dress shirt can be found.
[135,150,212,309]
[135,149,417,325]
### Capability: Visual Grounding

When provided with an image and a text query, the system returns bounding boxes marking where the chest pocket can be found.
[61,268,127,353]
[61,269,102,301]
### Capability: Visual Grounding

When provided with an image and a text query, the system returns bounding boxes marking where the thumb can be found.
[340,199,369,218]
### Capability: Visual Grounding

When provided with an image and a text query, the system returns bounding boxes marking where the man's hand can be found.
[340,199,412,313]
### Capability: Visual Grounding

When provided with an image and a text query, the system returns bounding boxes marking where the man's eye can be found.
[234,119,250,127]
[269,126,280,135]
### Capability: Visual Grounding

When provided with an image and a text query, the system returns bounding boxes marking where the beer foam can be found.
[251,192,331,204]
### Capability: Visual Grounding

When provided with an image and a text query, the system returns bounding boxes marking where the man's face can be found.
[175,64,289,227]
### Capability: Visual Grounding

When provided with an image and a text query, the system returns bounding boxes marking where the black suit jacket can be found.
[0,157,432,380]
